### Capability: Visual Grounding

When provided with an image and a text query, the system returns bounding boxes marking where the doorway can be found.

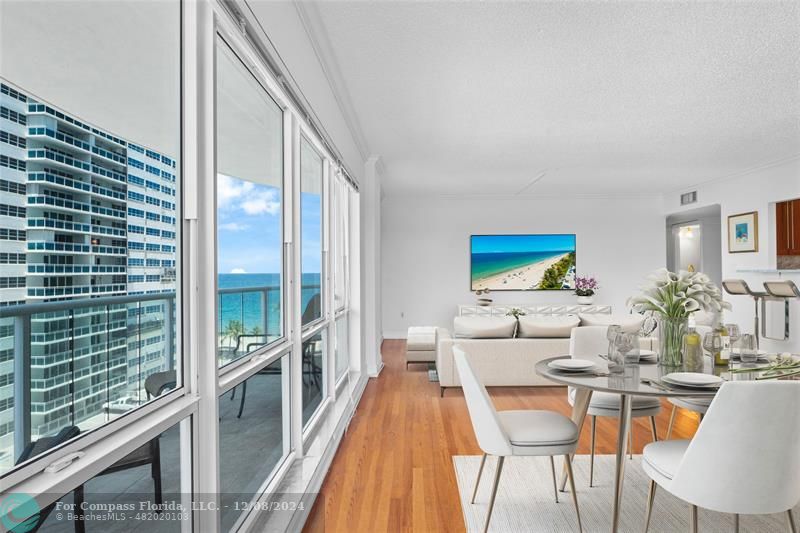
[666,205,722,284]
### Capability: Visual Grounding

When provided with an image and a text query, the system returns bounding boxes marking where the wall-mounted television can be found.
[470,234,576,291]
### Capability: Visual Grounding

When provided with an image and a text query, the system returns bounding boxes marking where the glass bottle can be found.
[683,318,703,371]
[714,312,730,366]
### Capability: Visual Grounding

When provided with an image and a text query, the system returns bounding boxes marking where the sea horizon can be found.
[218,272,320,339]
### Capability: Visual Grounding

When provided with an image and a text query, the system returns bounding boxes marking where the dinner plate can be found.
[548,359,595,372]
[730,349,769,361]
[662,372,723,388]
[639,349,657,360]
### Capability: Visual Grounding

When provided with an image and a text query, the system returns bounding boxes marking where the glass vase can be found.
[658,316,688,367]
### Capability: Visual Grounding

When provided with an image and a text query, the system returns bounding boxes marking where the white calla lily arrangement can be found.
[627,268,731,319]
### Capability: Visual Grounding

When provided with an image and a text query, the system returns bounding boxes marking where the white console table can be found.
[459,304,612,316]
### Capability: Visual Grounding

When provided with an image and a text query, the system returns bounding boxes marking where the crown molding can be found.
[293,1,371,163]
[672,153,800,195]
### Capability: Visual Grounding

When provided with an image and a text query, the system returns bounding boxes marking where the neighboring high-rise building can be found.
[0,80,177,466]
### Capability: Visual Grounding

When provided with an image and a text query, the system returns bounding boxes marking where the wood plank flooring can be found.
[303,340,698,532]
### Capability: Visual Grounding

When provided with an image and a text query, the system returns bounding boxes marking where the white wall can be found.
[667,158,800,352]
[381,195,666,337]
[245,1,364,182]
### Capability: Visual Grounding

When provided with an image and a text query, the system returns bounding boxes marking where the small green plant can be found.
[506,308,526,318]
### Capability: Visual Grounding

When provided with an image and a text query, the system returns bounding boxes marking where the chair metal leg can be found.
[691,505,699,533]
[589,415,596,487]
[666,405,678,439]
[560,388,593,491]
[649,416,658,442]
[549,456,559,503]
[643,479,657,533]
[237,380,247,419]
[788,509,797,533]
[734,513,739,533]
[628,425,633,459]
[564,454,583,533]
[471,453,487,504]
[483,456,505,533]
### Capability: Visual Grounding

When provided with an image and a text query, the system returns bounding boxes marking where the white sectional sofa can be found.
[436,314,651,396]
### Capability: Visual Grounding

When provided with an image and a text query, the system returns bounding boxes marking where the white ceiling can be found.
[294,0,800,197]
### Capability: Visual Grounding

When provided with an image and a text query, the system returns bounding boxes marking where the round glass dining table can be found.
[535,355,762,533]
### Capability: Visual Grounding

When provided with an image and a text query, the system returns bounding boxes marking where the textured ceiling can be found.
[291,0,800,197]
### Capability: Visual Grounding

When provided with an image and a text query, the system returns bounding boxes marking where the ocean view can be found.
[471,251,565,283]
[218,273,321,339]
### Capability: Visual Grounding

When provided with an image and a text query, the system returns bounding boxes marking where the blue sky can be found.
[471,234,575,254]
[217,174,321,275]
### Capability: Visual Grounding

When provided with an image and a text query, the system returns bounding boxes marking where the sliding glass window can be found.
[0,0,182,477]
[219,355,290,530]
[300,139,323,327]
[333,175,349,311]
[215,38,284,368]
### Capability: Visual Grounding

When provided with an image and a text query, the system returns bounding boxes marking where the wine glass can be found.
[703,332,722,358]
[726,323,741,356]
[615,332,637,363]
[739,333,758,363]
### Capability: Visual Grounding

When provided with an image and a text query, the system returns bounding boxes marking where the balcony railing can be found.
[0,292,176,475]
[0,284,295,475]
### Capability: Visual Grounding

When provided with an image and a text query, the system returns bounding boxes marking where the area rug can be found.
[453,455,796,532]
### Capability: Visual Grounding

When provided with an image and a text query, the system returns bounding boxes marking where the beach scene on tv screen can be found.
[471,234,576,291]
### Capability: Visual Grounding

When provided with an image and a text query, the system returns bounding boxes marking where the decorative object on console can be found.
[628,269,730,366]
[575,275,599,305]
[470,234,576,291]
[475,288,493,306]
[505,307,527,319]
[727,211,758,253]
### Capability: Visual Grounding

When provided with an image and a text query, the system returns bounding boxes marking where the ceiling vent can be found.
[680,191,698,206]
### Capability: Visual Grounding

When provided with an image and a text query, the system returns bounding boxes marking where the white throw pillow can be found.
[578,313,645,333]
[453,316,517,339]
[517,315,580,338]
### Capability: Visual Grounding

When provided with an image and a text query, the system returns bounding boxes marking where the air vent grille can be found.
[680,191,697,205]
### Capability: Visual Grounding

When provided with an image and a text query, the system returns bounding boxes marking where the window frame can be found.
[0,0,189,490]
[298,133,327,333]
[214,33,290,377]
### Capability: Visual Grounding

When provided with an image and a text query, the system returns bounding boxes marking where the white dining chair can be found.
[454,346,583,533]
[664,326,714,439]
[643,381,800,533]
[568,326,662,486]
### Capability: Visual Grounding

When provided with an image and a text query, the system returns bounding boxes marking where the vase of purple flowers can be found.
[575,276,598,305]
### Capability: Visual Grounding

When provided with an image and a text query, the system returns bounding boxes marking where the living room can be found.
[1,1,798,533]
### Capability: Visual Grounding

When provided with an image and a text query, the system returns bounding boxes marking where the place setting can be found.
[546,358,610,377]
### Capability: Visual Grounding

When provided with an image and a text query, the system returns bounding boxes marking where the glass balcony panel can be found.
[219,355,289,531]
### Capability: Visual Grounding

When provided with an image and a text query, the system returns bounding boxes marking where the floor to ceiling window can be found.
[300,138,323,327]
[1,2,361,531]
[215,37,284,368]
[0,0,183,479]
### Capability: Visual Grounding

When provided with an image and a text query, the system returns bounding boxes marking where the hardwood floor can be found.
[303,339,698,532]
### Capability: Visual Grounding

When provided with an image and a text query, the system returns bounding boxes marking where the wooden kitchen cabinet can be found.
[777,199,800,255]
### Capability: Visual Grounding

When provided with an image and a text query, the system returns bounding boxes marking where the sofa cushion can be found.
[517,314,580,338]
[453,316,517,339]
[578,313,645,333]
